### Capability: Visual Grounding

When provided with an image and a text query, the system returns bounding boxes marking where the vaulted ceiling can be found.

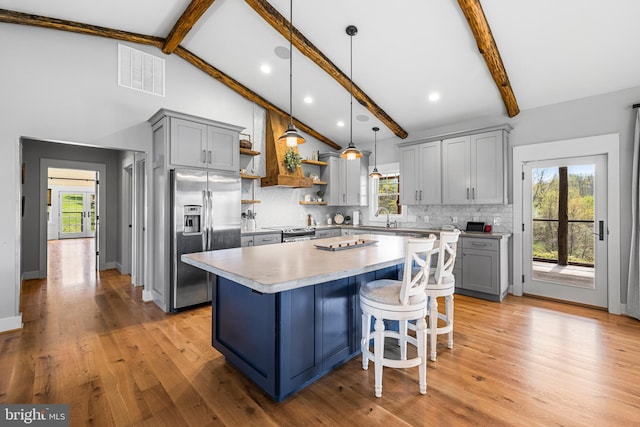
[2,0,640,149]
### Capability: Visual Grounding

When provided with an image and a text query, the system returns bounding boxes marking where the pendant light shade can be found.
[369,126,382,178]
[279,0,305,146]
[340,25,362,160]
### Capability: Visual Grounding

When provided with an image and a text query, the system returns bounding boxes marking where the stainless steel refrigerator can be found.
[170,169,241,311]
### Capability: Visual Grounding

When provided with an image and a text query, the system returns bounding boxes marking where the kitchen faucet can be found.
[375,207,397,228]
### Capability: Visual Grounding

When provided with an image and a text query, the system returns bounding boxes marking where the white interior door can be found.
[522,155,608,307]
[58,191,96,239]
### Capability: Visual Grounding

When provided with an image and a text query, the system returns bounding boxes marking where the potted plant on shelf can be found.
[284,148,301,172]
[316,190,324,202]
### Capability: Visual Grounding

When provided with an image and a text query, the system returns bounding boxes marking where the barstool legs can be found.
[361,313,371,370]
[416,317,428,394]
[428,296,438,362]
[374,317,385,398]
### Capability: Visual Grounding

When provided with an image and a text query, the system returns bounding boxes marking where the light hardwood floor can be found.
[2,238,640,426]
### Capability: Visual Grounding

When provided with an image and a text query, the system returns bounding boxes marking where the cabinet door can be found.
[345,158,361,206]
[419,141,442,205]
[471,130,505,204]
[253,233,281,246]
[462,248,499,294]
[322,156,346,206]
[442,136,471,204]
[170,118,207,168]
[207,126,239,172]
[399,146,419,205]
[320,278,353,369]
[241,235,253,247]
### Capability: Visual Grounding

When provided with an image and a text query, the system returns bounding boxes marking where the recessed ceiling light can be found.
[304,96,313,104]
[260,64,271,74]
[337,121,345,127]
[428,92,440,102]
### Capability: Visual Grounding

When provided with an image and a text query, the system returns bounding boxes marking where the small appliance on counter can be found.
[465,221,485,232]
[352,210,360,226]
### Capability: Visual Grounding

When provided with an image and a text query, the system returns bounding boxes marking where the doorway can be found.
[39,159,107,277]
[522,155,607,307]
[512,133,621,314]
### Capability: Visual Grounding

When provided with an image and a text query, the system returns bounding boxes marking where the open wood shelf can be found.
[240,173,262,180]
[299,201,327,205]
[301,159,327,166]
[241,200,261,204]
[312,181,328,185]
[240,148,261,156]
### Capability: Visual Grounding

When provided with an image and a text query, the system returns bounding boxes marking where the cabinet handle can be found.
[202,150,206,163]
[466,188,470,199]
[208,150,212,164]
[471,242,488,246]
[472,187,475,199]
[343,194,346,203]
[419,190,423,201]
[415,190,418,201]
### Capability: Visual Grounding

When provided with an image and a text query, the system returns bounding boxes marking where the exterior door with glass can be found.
[522,155,607,307]
[59,191,96,239]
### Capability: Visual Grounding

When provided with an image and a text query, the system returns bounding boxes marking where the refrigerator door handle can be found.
[207,190,214,250]
[202,190,208,250]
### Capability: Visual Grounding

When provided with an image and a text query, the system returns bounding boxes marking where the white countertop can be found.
[182,233,409,294]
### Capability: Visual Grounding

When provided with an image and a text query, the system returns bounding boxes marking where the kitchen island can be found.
[182,234,409,401]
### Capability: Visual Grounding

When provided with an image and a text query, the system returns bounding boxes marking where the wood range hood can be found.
[260,111,313,188]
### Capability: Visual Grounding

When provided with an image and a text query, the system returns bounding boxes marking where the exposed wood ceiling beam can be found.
[0,8,341,149]
[162,0,217,54]
[245,0,409,139]
[175,47,341,150]
[457,0,520,117]
[0,8,164,49]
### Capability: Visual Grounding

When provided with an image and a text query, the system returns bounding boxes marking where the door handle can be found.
[596,220,605,241]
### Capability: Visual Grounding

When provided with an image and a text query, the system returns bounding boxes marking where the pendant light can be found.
[369,126,382,178]
[340,25,362,160]
[279,0,305,147]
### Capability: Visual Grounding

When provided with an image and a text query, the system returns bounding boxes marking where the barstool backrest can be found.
[433,230,461,285]
[399,237,437,305]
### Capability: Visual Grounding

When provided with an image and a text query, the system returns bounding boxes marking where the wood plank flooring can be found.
[2,238,640,426]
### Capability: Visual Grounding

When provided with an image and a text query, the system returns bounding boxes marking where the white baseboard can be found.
[21,271,40,281]
[142,289,154,302]
[102,261,116,270]
[0,314,23,333]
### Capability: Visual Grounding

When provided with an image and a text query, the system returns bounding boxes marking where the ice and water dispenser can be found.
[183,205,202,234]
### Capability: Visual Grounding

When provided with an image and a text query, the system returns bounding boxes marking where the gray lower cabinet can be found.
[241,232,281,247]
[456,236,509,302]
[315,228,341,239]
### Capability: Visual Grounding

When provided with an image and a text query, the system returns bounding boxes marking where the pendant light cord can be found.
[349,32,353,145]
[289,0,294,127]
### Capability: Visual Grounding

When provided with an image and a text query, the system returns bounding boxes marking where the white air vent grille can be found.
[118,44,165,97]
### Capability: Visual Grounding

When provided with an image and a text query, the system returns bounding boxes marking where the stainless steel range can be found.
[265,226,316,243]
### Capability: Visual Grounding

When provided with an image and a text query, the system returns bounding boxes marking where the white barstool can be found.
[360,237,436,397]
[425,230,460,361]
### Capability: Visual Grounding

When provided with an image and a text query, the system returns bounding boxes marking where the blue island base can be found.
[211,265,400,401]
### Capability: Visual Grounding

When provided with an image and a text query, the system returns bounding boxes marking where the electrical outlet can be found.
[494,217,501,225]
[452,216,458,223]
[424,215,429,223]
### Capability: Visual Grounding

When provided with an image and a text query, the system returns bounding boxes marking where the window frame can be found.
[368,162,407,224]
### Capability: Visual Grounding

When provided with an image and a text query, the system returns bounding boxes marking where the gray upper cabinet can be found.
[442,130,507,205]
[399,125,510,206]
[399,141,441,205]
[150,109,242,172]
[320,153,368,207]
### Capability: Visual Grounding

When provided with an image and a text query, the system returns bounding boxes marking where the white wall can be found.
[0,24,258,331]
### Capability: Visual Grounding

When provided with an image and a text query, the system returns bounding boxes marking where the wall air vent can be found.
[118,44,165,97]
